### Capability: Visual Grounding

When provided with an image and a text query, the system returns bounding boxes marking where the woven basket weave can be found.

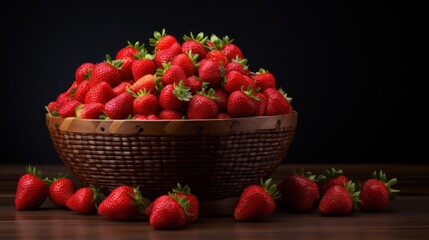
[46,112,298,201]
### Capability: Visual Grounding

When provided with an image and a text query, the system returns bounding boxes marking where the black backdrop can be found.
[2,1,425,164]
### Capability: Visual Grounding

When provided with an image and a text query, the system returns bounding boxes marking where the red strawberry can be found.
[48,174,76,208]
[65,81,78,97]
[215,112,230,119]
[116,41,144,60]
[103,92,134,119]
[182,32,208,61]
[149,28,178,52]
[277,169,319,213]
[75,62,94,84]
[187,76,204,94]
[227,87,259,118]
[56,92,74,106]
[84,81,116,104]
[157,63,188,86]
[213,88,228,112]
[252,68,276,91]
[158,109,183,119]
[118,56,134,80]
[172,183,199,223]
[15,165,49,210]
[205,50,229,66]
[113,81,132,96]
[76,103,104,119]
[131,49,156,81]
[319,181,360,216]
[225,57,249,75]
[223,70,246,94]
[74,80,91,103]
[187,88,219,119]
[172,51,198,77]
[220,35,244,61]
[98,185,144,221]
[153,42,182,68]
[360,170,399,212]
[149,193,190,229]
[317,168,350,197]
[46,101,59,116]
[90,55,123,88]
[255,92,267,116]
[66,185,101,214]
[263,88,293,116]
[234,178,280,221]
[159,81,192,111]
[130,74,158,94]
[131,89,159,116]
[58,99,80,118]
[243,75,256,90]
[198,59,224,88]
[132,114,148,120]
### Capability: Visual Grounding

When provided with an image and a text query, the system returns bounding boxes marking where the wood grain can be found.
[1,163,428,240]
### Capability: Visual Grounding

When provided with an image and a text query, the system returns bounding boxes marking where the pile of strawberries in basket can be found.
[46,29,293,120]
[15,166,399,230]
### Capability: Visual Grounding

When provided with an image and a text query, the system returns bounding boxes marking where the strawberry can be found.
[317,168,350,198]
[172,183,199,223]
[187,76,204,94]
[153,42,182,68]
[234,178,280,221]
[156,63,188,86]
[56,92,74,106]
[90,55,123,88]
[118,56,134,80]
[225,57,249,75]
[149,28,178,52]
[112,81,132,96]
[130,89,159,116]
[98,185,144,221]
[149,193,190,229]
[74,80,91,103]
[255,92,267,116]
[187,88,219,119]
[132,114,148,120]
[58,99,80,118]
[65,81,78,97]
[277,169,319,213]
[131,49,156,81]
[198,59,224,88]
[147,114,160,120]
[263,88,292,116]
[319,181,360,216]
[75,62,94,84]
[243,75,256,90]
[84,81,116,104]
[158,109,183,119]
[252,68,276,91]
[215,112,230,119]
[103,92,134,119]
[220,35,244,61]
[182,32,208,61]
[360,170,400,212]
[159,81,192,111]
[116,41,144,60]
[48,174,76,208]
[172,51,198,77]
[15,165,49,211]
[130,74,158,94]
[205,50,229,66]
[223,70,246,94]
[46,101,59,116]
[66,185,101,214]
[76,103,104,119]
[213,88,228,112]
[227,87,259,118]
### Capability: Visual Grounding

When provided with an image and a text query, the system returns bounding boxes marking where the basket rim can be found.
[46,111,298,136]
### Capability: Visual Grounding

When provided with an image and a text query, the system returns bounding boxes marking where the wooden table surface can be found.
[1,163,428,240]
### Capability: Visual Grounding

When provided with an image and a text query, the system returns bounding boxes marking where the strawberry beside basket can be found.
[46,112,297,201]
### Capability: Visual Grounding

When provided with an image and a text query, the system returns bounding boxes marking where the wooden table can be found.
[1,163,428,240]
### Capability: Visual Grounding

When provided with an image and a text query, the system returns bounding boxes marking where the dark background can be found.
[2,1,425,164]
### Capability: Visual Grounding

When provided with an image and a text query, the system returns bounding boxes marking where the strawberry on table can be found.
[360,170,400,212]
[317,168,350,198]
[98,185,144,221]
[172,183,199,223]
[277,169,319,213]
[66,185,101,215]
[15,165,49,211]
[234,178,280,221]
[48,173,76,209]
[319,181,360,216]
[149,193,190,229]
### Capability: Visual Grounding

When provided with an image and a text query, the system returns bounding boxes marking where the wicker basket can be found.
[46,112,298,201]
